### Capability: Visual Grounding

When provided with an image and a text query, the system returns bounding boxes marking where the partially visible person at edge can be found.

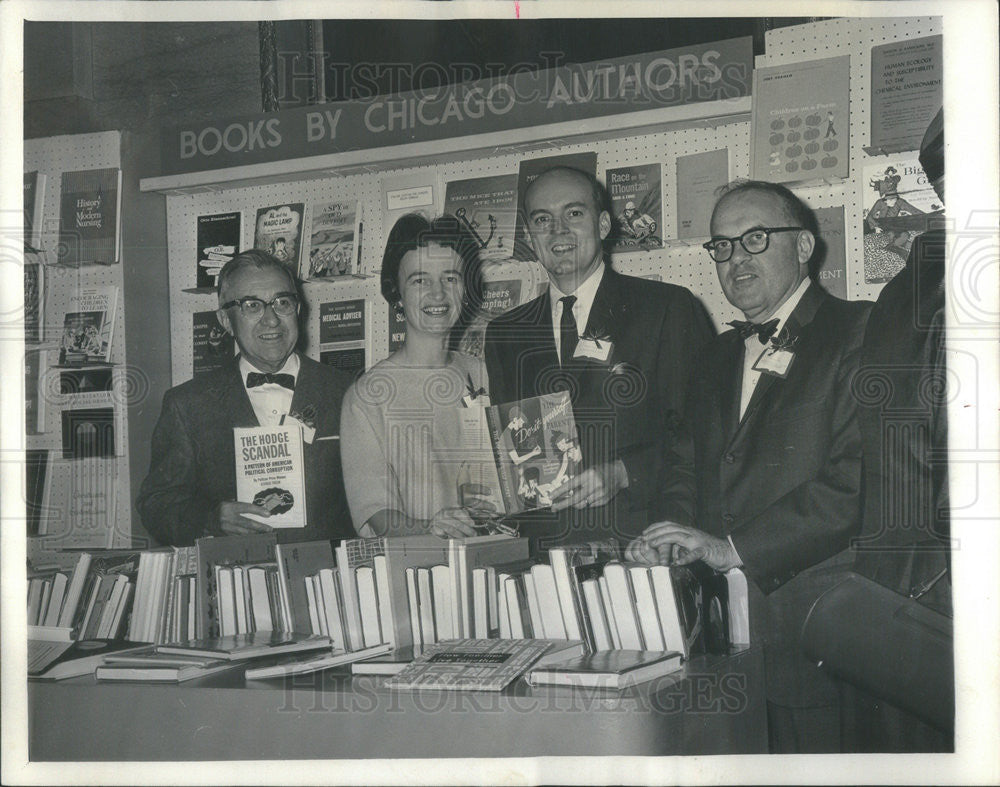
[849,107,953,752]
[628,180,872,754]
[340,213,489,539]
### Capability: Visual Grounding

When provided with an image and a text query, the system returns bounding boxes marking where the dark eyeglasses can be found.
[703,227,803,263]
[220,293,299,318]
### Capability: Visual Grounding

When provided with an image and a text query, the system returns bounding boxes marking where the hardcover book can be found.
[58,284,118,364]
[318,299,366,378]
[29,639,147,680]
[57,168,122,265]
[513,152,598,261]
[485,391,582,515]
[39,457,117,549]
[244,642,393,679]
[870,35,943,153]
[606,163,662,252]
[306,200,360,278]
[750,55,850,183]
[253,203,304,274]
[196,211,241,290]
[192,310,235,377]
[96,648,243,682]
[385,637,554,691]
[233,425,307,528]
[157,631,330,660]
[443,174,518,263]
[526,648,683,690]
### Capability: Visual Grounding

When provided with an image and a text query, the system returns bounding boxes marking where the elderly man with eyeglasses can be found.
[627,180,873,754]
[137,249,354,546]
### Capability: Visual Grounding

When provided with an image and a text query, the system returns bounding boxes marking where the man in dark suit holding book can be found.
[484,166,714,550]
[628,181,872,753]
[137,249,354,546]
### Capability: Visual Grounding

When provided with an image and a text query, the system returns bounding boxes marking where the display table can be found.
[29,647,765,760]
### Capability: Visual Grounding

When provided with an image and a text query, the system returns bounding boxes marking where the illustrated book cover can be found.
[253,203,305,273]
[195,211,241,289]
[305,200,361,278]
[234,424,307,528]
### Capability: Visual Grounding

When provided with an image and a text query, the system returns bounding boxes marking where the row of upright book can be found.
[28,532,748,687]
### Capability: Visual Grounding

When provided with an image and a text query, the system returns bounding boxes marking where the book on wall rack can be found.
[24,170,46,251]
[58,284,118,365]
[380,171,439,239]
[813,206,848,299]
[750,55,850,183]
[24,348,49,434]
[443,174,519,263]
[485,390,582,515]
[305,200,361,279]
[675,149,729,240]
[513,152,598,261]
[57,167,122,265]
[39,456,117,550]
[192,310,236,377]
[24,251,44,342]
[861,156,942,284]
[318,298,367,378]
[869,35,942,153]
[606,164,662,252]
[196,211,241,290]
[233,424,307,529]
[253,202,304,274]
[62,406,116,459]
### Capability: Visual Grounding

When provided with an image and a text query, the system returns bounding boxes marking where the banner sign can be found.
[159,37,753,176]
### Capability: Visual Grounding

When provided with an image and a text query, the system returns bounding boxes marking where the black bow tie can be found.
[728,318,780,344]
[246,371,295,390]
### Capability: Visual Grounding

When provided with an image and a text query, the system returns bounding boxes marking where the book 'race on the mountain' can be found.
[234,425,307,529]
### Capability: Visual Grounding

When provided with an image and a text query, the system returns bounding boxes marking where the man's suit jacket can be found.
[484,265,714,549]
[662,282,872,707]
[137,354,354,546]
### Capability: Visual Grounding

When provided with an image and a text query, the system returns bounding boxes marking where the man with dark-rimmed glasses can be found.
[138,249,354,546]
[627,180,872,753]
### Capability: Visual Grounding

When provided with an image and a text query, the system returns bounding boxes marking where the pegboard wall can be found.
[24,130,132,548]
[162,16,942,387]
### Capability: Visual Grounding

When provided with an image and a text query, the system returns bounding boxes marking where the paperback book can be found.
[157,631,330,660]
[869,35,942,153]
[443,174,518,263]
[750,55,850,183]
[195,211,241,289]
[305,200,360,278]
[606,163,662,252]
[234,424,307,528]
[57,167,122,265]
[254,203,304,274]
[385,637,554,691]
[318,299,366,378]
[526,648,682,690]
[485,391,582,515]
[58,284,118,364]
[814,206,848,299]
[192,310,235,377]
[675,149,729,240]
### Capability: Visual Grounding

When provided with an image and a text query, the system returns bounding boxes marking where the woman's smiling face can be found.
[398,243,466,336]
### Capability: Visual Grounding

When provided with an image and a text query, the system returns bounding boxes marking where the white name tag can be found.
[753,346,796,378]
[462,392,490,408]
[573,338,613,363]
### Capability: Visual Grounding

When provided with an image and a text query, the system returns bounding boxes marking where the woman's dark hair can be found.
[380,213,485,349]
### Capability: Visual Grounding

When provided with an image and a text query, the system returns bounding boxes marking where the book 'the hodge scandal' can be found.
[234,425,307,529]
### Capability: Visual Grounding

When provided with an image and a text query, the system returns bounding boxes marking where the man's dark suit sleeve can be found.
[620,289,714,514]
[731,308,869,592]
[136,389,217,546]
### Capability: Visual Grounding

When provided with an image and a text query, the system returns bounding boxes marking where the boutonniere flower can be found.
[768,328,799,352]
[609,362,628,376]
[289,403,318,430]
[465,373,487,401]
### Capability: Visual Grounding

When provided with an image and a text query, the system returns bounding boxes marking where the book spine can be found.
[485,404,519,515]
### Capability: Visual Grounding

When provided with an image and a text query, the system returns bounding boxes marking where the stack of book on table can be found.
[27,532,748,688]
